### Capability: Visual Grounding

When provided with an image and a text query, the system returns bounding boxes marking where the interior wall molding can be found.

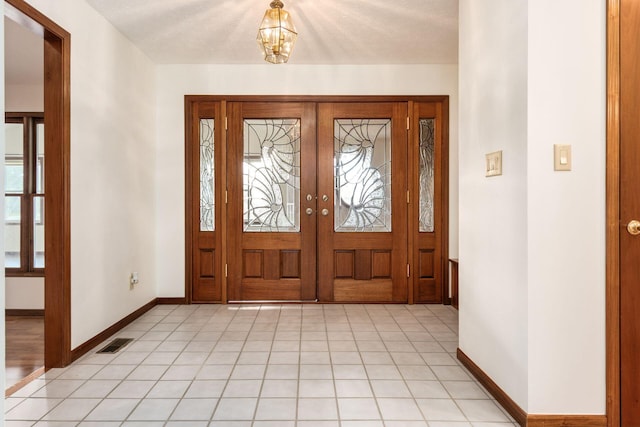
[5,309,45,316]
[605,0,621,426]
[69,298,159,363]
[457,349,607,427]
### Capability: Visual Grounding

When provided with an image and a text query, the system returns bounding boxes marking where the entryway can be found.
[185,96,449,305]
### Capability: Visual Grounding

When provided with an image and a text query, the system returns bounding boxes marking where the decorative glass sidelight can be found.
[200,119,215,231]
[419,119,435,232]
[334,119,392,232]
[243,119,301,232]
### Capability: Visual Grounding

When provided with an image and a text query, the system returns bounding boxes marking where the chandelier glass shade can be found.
[256,0,297,64]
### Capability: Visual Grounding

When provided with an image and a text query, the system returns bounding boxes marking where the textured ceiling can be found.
[84,0,459,64]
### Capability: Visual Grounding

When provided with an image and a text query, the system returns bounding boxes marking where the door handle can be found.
[321,208,329,216]
[306,208,314,216]
[628,220,640,236]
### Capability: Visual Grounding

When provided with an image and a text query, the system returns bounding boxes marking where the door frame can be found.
[606,0,620,425]
[5,0,72,368]
[184,95,450,304]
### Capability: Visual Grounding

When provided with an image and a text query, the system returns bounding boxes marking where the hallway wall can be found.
[154,64,459,299]
[526,0,606,413]
[22,0,158,349]
[458,0,528,408]
[459,0,606,414]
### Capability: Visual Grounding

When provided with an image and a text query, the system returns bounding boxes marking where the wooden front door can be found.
[620,1,640,423]
[317,103,408,302]
[227,102,317,301]
[186,96,448,305]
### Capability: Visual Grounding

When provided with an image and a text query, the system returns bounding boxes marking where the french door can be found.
[186,96,448,304]
[227,102,317,301]
[317,103,408,302]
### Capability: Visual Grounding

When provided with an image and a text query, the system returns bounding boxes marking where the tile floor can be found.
[5,304,518,427]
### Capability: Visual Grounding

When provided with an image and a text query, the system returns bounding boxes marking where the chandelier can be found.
[256,0,297,64]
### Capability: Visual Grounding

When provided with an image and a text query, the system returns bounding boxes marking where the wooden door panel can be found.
[227,102,317,302]
[189,102,224,303]
[620,1,640,423]
[333,280,393,302]
[410,101,447,303]
[317,102,408,303]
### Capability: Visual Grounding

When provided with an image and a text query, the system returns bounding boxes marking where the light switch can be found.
[485,151,502,177]
[554,144,571,171]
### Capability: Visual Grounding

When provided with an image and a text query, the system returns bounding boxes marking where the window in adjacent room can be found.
[5,113,44,275]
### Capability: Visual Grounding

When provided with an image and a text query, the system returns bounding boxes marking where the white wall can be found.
[5,84,43,111]
[527,0,606,414]
[459,0,606,415]
[6,278,43,310]
[458,0,529,408]
[24,0,158,348]
[155,64,459,297]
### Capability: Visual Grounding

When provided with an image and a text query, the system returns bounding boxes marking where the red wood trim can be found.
[457,348,527,427]
[5,367,44,398]
[184,95,450,104]
[5,309,44,316]
[440,97,451,305]
[220,100,228,304]
[184,98,195,304]
[606,1,621,426]
[449,258,459,309]
[43,26,72,370]
[69,299,157,362]
[527,415,607,427]
[156,297,187,305]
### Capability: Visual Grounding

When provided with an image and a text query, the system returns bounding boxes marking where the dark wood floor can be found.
[5,315,45,390]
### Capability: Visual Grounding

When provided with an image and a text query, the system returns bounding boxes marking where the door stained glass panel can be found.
[243,119,301,232]
[334,119,392,232]
[419,118,435,232]
[200,119,215,231]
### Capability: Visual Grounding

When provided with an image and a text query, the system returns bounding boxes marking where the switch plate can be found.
[485,151,502,177]
[554,144,572,171]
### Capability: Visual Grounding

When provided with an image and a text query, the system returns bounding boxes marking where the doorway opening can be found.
[4,0,71,396]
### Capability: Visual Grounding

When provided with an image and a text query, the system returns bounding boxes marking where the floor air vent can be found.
[97,338,133,354]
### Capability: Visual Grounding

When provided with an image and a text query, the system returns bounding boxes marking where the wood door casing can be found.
[227,102,317,302]
[188,102,224,302]
[317,103,409,303]
[620,0,640,424]
[410,101,448,303]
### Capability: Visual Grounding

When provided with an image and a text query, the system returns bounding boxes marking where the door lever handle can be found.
[627,220,640,236]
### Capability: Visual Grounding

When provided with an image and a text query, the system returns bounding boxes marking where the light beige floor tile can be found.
[297,398,339,420]
[169,398,217,420]
[254,398,297,420]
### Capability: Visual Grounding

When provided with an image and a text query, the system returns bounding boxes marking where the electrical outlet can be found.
[130,272,139,289]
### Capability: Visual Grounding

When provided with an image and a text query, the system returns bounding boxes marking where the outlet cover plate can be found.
[486,151,502,177]
[554,144,571,171]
